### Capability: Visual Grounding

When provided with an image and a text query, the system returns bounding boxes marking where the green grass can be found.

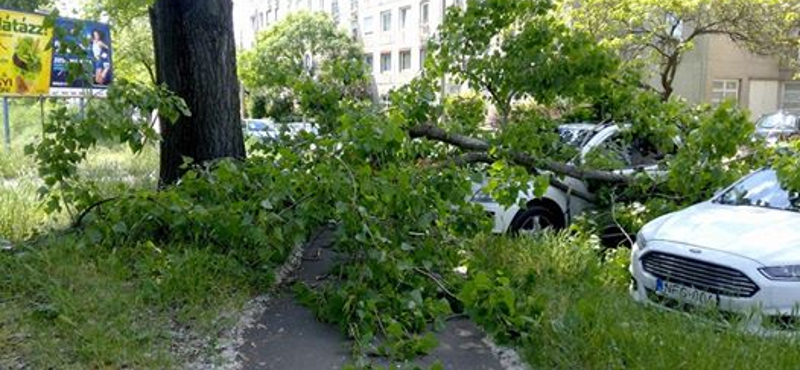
[467,234,800,370]
[0,100,44,179]
[0,237,251,369]
[0,179,46,243]
[0,114,255,368]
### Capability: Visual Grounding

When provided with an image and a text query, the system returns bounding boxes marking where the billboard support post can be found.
[40,96,45,130]
[3,97,10,152]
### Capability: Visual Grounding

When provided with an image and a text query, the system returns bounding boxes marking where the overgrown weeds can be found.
[465,233,800,370]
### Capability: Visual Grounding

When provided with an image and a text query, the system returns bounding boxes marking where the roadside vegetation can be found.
[0,102,254,368]
[2,0,800,368]
[466,233,800,369]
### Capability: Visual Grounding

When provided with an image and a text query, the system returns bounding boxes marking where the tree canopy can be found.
[1,0,51,12]
[562,0,800,99]
[239,12,371,129]
[112,17,156,85]
[428,0,620,125]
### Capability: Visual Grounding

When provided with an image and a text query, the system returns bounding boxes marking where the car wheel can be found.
[509,205,561,236]
[600,224,633,249]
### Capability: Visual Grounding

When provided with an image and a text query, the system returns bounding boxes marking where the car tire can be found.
[509,205,562,236]
[600,224,633,249]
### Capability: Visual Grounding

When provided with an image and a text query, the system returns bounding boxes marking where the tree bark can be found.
[660,52,681,101]
[150,0,246,186]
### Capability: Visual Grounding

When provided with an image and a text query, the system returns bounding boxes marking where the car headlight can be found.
[636,231,648,250]
[759,265,800,281]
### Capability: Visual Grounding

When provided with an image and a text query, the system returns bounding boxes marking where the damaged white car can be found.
[471,123,667,235]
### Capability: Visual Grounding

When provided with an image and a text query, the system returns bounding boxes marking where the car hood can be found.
[647,202,800,265]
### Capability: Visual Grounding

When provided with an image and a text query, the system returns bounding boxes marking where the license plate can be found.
[656,279,718,307]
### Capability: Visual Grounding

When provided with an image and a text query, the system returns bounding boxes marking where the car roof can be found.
[559,122,619,132]
[558,123,598,130]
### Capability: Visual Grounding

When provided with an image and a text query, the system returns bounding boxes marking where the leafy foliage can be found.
[562,0,800,98]
[278,108,490,361]
[112,17,156,85]
[0,0,51,11]
[240,12,372,130]
[429,0,620,123]
[7,0,800,368]
[442,92,486,136]
[26,80,189,216]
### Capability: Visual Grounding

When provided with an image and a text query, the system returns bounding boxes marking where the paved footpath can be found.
[237,230,506,370]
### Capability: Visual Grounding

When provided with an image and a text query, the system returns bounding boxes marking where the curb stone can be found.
[482,337,531,370]
[182,228,317,370]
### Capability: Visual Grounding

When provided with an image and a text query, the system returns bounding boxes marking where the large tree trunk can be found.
[150,0,246,186]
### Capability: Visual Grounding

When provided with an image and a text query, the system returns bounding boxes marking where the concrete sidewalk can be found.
[237,230,508,370]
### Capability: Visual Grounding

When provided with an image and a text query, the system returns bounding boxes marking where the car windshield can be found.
[558,126,595,148]
[756,113,796,130]
[716,169,800,213]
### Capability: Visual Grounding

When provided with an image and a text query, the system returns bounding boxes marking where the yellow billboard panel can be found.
[0,9,53,96]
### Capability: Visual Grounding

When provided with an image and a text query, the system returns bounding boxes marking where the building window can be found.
[364,54,374,72]
[420,48,427,68]
[381,10,392,32]
[331,0,339,23]
[399,6,410,29]
[319,0,324,10]
[399,50,411,71]
[364,16,374,34]
[711,79,740,104]
[420,1,429,24]
[783,82,800,113]
[380,52,392,73]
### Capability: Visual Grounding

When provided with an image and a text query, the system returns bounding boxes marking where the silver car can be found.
[754,111,799,143]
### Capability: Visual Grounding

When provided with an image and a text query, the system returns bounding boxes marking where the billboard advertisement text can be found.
[0,9,54,96]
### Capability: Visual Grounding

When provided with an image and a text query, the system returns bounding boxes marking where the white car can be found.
[471,123,667,235]
[244,119,318,142]
[631,168,800,330]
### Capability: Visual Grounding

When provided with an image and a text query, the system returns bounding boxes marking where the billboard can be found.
[0,8,54,96]
[50,18,113,97]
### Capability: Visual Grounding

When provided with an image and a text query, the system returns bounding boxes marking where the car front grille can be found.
[641,252,759,298]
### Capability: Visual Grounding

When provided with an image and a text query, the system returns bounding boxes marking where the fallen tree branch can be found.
[414,267,458,301]
[408,123,489,151]
[445,152,493,167]
[434,150,598,202]
[409,123,633,184]
[73,197,121,228]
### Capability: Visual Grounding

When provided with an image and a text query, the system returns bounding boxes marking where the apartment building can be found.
[234,0,464,98]
[670,35,798,119]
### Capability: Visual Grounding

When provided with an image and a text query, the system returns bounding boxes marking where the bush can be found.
[249,90,297,121]
[443,93,486,135]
